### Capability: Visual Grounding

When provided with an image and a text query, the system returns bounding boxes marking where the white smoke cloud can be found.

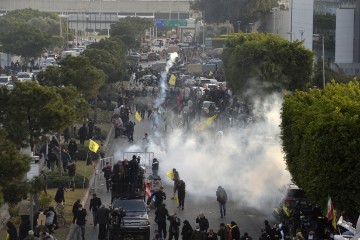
[151,93,290,213]
[113,76,290,213]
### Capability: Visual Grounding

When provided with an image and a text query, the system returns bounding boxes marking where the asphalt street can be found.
[79,114,269,240]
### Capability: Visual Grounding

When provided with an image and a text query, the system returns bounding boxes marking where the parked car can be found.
[140,53,149,62]
[177,42,190,47]
[16,72,34,82]
[147,52,160,61]
[40,58,57,68]
[0,75,11,87]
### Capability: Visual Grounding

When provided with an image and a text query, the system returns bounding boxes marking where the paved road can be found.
[79,114,270,240]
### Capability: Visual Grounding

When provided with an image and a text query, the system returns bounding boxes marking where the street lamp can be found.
[237,21,241,33]
[270,7,279,34]
[299,29,305,41]
[248,22,254,33]
[313,34,325,89]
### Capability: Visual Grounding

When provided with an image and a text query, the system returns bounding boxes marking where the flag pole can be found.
[84,150,88,190]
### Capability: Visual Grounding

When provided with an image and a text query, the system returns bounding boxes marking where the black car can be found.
[107,199,150,240]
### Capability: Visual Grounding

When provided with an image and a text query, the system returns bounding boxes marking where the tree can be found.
[281,81,360,215]
[110,17,153,49]
[82,45,125,83]
[0,129,30,203]
[0,22,51,58]
[0,9,62,56]
[59,56,106,99]
[190,0,277,30]
[223,33,314,94]
[0,82,76,151]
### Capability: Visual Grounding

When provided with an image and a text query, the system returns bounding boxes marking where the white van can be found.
[61,50,78,59]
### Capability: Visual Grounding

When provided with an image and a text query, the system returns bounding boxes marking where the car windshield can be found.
[113,200,146,212]
[203,102,211,108]
[18,74,30,78]
[0,77,8,83]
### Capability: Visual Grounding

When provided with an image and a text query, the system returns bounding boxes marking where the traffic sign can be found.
[155,19,187,27]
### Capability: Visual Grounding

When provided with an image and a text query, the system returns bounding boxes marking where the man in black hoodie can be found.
[73,204,87,240]
[155,203,169,239]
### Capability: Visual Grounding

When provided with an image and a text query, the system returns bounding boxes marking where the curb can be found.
[65,125,114,240]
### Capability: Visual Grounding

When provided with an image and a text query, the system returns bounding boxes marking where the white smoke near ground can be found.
[151,93,291,213]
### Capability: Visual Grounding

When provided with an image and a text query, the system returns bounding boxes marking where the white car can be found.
[177,42,190,47]
[0,75,11,87]
[41,58,57,68]
[17,72,34,82]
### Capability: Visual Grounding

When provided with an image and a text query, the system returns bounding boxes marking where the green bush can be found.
[97,101,116,111]
[46,173,89,189]
[38,192,53,210]
[77,144,99,161]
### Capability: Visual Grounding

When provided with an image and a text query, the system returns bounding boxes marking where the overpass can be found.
[0,0,195,30]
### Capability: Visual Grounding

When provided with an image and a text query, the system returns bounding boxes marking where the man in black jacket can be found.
[129,155,140,191]
[168,212,181,240]
[97,204,110,240]
[73,204,87,240]
[155,203,169,239]
[195,213,209,232]
[151,186,167,209]
[89,194,102,229]
[102,162,112,193]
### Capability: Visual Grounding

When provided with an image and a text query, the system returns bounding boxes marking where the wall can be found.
[335,8,355,64]
[291,0,314,50]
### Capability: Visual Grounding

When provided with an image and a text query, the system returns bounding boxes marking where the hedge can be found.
[46,173,89,189]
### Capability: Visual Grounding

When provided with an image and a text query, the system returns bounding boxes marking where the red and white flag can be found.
[146,183,151,198]
[327,195,334,220]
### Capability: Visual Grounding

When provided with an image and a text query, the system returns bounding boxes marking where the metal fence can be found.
[123,152,154,167]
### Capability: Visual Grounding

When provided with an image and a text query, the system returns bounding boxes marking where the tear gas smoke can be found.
[114,93,290,213]
[152,52,179,126]
[155,93,289,213]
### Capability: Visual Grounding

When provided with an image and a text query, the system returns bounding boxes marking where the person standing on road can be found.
[143,133,150,152]
[206,229,218,240]
[195,213,209,233]
[89,193,102,229]
[191,225,205,240]
[128,121,135,142]
[155,203,169,239]
[228,221,240,240]
[177,180,186,210]
[72,199,81,218]
[217,223,228,240]
[181,220,193,240]
[102,162,112,193]
[216,186,227,218]
[96,204,110,240]
[150,186,167,209]
[99,142,108,161]
[168,212,181,240]
[172,168,180,199]
[73,203,87,240]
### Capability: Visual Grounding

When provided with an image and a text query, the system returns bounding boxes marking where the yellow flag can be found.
[332,210,337,230]
[135,111,142,122]
[169,74,176,85]
[89,139,99,153]
[209,71,213,77]
[194,114,217,131]
[166,170,174,180]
